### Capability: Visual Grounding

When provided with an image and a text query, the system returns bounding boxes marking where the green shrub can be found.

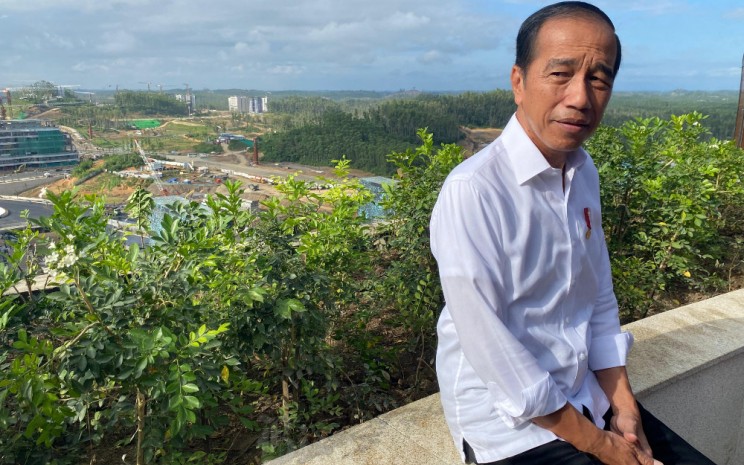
[103,153,144,172]
[587,112,744,320]
[193,142,222,154]
[0,119,741,463]
[71,159,94,177]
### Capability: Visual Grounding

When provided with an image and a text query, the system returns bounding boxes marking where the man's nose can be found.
[564,76,591,110]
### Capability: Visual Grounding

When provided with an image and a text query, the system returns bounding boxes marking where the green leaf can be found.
[134,358,147,377]
[274,299,306,319]
[181,383,199,394]
[183,395,201,409]
[168,394,183,410]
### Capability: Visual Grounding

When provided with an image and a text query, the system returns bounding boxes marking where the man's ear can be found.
[511,65,524,106]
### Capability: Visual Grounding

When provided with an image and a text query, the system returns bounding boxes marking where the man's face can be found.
[511,16,617,165]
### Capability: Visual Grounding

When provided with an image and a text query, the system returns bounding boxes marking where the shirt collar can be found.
[500,114,588,186]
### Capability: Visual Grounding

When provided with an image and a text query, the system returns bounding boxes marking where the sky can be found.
[1,0,742,93]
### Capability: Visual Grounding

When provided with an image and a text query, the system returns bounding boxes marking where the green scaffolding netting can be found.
[130,119,162,129]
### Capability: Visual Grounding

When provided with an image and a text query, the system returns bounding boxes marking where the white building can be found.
[175,93,196,115]
[228,95,268,114]
[229,96,250,113]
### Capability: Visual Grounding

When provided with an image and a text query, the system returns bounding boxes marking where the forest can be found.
[260,90,739,175]
[112,91,188,117]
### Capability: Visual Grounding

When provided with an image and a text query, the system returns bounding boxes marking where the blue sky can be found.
[0,0,742,92]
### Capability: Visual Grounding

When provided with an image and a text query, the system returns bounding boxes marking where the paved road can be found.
[0,171,65,196]
[0,198,54,230]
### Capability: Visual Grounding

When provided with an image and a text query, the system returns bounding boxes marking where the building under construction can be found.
[0,119,79,171]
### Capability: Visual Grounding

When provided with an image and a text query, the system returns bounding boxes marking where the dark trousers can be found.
[464,403,716,465]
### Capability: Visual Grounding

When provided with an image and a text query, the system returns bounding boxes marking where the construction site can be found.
[0,84,365,209]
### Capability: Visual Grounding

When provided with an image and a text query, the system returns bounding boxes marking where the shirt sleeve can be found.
[586,203,633,371]
[431,178,567,428]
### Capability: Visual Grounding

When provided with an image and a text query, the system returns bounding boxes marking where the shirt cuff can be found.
[487,372,567,429]
[588,331,634,371]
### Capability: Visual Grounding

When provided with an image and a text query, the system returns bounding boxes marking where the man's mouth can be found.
[556,119,590,132]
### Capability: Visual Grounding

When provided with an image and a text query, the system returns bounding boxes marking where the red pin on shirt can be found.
[584,208,592,239]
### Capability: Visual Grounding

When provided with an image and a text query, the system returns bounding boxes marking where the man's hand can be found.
[533,403,662,465]
[587,428,662,465]
[593,366,662,464]
[609,409,653,458]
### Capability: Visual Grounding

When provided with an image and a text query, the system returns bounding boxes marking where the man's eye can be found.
[590,76,612,88]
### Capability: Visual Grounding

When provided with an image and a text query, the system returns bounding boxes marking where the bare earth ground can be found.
[459,127,503,156]
[20,148,375,205]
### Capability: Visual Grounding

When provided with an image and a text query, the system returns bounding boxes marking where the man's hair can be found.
[515,1,621,77]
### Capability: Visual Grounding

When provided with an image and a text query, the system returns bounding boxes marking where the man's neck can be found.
[543,152,568,169]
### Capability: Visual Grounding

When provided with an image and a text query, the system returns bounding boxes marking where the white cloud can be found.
[268,65,305,75]
[0,0,151,12]
[387,11,431,29]
[726,7,744,19]
[97,30,139,54]
[72,62,111,73]
[708,67,742,78]
[43,32,75,50]
[418,50,451,65]
[233,34,271,56]
[3,0,735,91]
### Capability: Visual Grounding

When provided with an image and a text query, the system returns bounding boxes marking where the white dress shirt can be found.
[431,115,633,463]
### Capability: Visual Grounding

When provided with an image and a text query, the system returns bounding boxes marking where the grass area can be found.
[91,136,122,148]
[162,121,211,137]
[66,113,269,155]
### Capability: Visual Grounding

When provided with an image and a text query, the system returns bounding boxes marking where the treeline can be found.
[260,110,416,174]
[603,91,738,139]
[261,91,517,174]
[113,91,188,116]
[57,104,129,133]
[261,90,738,175]
[269,96,345,128]
[57,92,188,135]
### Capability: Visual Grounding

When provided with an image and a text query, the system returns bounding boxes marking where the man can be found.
[430,2,715,465]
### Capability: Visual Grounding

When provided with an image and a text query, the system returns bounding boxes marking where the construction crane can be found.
[134,139,167,195]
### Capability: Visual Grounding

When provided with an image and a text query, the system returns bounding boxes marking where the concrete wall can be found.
[626,290,744,464]
[266,289,744,465]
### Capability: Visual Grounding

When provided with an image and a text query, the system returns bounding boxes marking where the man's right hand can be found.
[587,428,663,465]
[533,403,663,465]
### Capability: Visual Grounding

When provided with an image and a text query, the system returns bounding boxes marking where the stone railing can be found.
[266,289,744,465]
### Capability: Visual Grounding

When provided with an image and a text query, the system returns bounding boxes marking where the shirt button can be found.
[578,353,587,361]
[564,317,570,324]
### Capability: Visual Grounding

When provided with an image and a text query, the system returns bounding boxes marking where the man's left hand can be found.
[609,409,653,458]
